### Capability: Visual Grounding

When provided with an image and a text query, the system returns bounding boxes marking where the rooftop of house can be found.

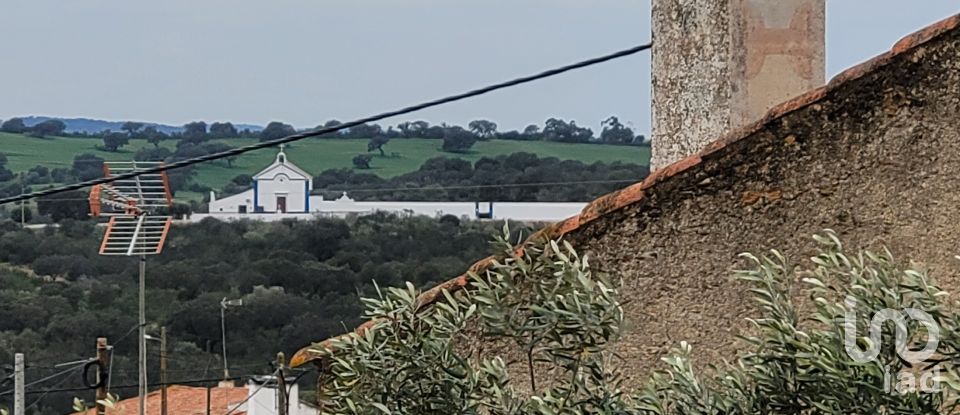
[291,11,960,380]
[72,385,249,415]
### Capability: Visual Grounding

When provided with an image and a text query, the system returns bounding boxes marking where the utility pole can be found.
[96,338,109,415]
[219,297,242,380]
[138,255,147,415]
[276,353,287,415]
[220,301,228,380]
[160,327,168,415]
[19,173,24,227]
[14,353,24,415]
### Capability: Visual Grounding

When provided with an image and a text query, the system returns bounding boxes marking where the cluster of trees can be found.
[348,117,647,152]
[350,125,478,166]
[0,118,66,138]
[0,214,529,414]
[316,152,650,202]
[0,152,107,202]
[344,117,645,164]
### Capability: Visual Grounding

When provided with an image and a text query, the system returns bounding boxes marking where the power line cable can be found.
[0,360,92,397]
[13,179,645,207]
[5,178,645,201]
[0,42,651,207]
[114,323,142,346]
[104,375,249,391]
[21,374,253,395]
[319,178,643,194]
[223,369,280,415]
[107,322,143,394]
[22,364,87,411]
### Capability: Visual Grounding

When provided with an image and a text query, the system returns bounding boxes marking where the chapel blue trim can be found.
[253,180,259,212]
[304,181,310,212]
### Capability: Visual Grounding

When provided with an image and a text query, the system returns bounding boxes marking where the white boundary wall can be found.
[194,198,585,223]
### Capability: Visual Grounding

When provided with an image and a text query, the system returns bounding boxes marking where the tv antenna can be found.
[89,161,173,415]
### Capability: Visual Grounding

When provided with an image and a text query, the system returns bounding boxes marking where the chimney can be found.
[650,0,825,169]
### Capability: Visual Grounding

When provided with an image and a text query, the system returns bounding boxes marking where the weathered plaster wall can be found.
[652,0,825,169]
[578,23,960,388]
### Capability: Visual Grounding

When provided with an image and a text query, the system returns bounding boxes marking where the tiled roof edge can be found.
[290,12,960,368]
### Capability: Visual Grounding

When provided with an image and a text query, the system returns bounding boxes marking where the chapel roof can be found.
[253,148,312,181]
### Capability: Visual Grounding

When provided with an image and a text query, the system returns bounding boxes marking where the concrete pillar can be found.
[651,0,824,169]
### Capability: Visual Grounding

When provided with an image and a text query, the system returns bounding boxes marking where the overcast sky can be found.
[0,1,957,134]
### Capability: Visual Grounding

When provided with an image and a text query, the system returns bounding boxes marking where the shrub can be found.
[313,227,631,413]
[313,230,960,414]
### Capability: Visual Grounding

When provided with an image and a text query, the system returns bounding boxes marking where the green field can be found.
[0,133,650,192]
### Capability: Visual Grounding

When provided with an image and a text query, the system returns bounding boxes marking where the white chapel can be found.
[209,147,312,214]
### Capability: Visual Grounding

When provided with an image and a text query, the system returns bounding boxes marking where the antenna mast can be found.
[90,161,174,415]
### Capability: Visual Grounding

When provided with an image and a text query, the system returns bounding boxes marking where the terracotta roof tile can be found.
[71,385,248,415]
[290,11,960,369]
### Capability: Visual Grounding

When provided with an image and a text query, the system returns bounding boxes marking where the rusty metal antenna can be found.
[89,161,174,415]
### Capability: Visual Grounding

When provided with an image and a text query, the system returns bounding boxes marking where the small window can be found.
[239,205,247,213]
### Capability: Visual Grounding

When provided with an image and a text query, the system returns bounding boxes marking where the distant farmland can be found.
[0,133,650,194]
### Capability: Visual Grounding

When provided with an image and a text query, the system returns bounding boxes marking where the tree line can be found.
[0,116,649,149]
[312,152,650,202]
[0,118,66,138]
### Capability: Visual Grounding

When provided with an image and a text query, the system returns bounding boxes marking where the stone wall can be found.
[578,19,959,388]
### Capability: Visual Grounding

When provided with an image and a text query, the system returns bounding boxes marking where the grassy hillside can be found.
[0,133,650,191]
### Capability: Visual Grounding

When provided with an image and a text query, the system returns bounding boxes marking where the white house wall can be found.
[256,173,310,213]
[192,199,587,223]
[209,189,254,213]
[313,198,586,221]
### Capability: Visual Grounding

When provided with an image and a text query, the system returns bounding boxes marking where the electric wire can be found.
[320,178,643,194]
[22,364,87,411]
[107,322,142,394]
[13,179,645,204]
[284,370,309,402]
[223,369,281,415]
[0,359,93,397]
[0,42,651,207]
[20,374,253,395]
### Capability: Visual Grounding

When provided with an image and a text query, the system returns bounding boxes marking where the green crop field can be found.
[0,133,650,193]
